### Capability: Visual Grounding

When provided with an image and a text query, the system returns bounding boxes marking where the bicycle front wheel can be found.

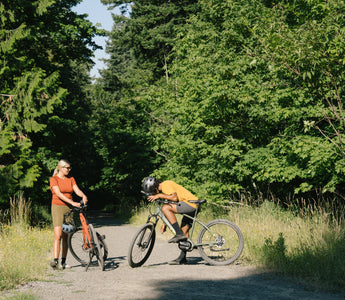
[197,219,244,266]
[128,223,156,268]
[89,224,104,271]
[68,227,90,266]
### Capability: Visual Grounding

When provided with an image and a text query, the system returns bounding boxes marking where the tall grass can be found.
[0,193,53,291]
[129,199,345,292]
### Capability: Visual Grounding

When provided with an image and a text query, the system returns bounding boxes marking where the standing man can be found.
[142,176,198,264]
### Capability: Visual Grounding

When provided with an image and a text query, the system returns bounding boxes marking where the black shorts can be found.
[176,202,197,228]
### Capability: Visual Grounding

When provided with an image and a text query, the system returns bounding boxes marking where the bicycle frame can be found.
[147,200,218,250]
[67,206,94,252]
[79,211,92,251]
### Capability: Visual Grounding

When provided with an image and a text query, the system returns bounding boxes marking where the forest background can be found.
[1,0,345,216]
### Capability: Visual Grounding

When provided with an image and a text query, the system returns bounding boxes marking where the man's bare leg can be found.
[162,204,187,243]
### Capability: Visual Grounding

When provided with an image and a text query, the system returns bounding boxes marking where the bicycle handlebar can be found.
[70,201,88,212]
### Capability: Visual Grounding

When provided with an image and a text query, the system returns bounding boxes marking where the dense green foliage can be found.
[99,0,345,205]
[2,0,345,210]
[0,0,102,207]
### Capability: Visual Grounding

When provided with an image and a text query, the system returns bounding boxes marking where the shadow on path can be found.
[86,210,124,227]
[148,275,345,300]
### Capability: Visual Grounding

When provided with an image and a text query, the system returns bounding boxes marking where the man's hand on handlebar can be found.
[147,194,160,202]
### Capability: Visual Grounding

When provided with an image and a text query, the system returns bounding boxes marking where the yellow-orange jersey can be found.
[161,180,198,209]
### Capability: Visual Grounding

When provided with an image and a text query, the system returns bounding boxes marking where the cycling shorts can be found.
[51,204,71,227]
[176,201,197,228]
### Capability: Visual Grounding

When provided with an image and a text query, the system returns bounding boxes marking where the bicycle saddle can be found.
[188,199,207,205]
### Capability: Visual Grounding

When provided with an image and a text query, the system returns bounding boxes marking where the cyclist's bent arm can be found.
[73,184,88,204]
[52,186,81,207]
[148,192,178,202]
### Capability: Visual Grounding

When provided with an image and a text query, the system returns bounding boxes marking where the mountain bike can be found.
[65,204,108,271]
[128,195,244,267]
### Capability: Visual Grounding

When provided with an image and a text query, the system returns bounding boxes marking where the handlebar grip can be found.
[141,190,151,197]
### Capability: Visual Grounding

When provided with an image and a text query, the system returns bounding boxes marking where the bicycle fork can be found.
[136,215,159,249]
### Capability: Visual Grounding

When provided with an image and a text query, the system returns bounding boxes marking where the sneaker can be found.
[168,234,187,243]
[59,263,71,270]
[50,260,58,269]
[168,257,187,265]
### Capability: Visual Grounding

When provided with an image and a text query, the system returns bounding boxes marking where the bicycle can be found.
[128,194,244,267]
[65,204,108,271]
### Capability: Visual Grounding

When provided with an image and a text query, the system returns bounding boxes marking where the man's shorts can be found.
[176,201,197,228]
[51,204,72,227]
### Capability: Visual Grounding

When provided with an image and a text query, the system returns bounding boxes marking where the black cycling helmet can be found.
[142,176,160,194]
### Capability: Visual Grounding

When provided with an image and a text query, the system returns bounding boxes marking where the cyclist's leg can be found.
[177,202,196,236]
[61,210,73,269]
[61,231,69,268]
[161,203,178,224]
[53,226,62,259]
[51,205,70,268]
[162,204,186,243]
[169,203,196,264]
[61,232,68,256]
[169,222,189,265]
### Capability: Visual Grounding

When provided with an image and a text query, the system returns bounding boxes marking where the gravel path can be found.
[3,212,344,299]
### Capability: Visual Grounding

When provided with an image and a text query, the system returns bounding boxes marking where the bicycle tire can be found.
[197,219,244,266]
[128,223,156,268]
[97,232,108,261]
[68,227,90,266]
[89,224,105,271]
[68,227,108,266]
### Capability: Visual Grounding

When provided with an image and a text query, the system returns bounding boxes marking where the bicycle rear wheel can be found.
[128,223,156,268]
[68,227,90,266]
[197,219,244,266]
[89,224,104,271]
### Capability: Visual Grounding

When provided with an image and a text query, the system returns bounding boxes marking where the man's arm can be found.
[148,192,178,202]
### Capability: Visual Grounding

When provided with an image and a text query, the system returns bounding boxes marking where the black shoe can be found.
[168,257,187,265]
[168,234,187,243]
[50,260,58,269]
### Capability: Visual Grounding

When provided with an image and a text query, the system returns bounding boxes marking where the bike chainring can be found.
[178,240,193,251]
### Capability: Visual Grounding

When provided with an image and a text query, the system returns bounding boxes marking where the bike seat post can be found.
[194,201,203,218]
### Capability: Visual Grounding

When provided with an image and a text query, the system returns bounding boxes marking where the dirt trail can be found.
[3,212,344,299]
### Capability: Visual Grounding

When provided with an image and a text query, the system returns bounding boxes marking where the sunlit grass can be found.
[0,194,53,291]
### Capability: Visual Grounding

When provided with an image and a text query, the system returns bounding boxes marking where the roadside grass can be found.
[0,292,37,300]
[129,199,345,292]
[0,194,53,291]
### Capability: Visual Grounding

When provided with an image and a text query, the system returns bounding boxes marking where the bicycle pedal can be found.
[100,234,106,240]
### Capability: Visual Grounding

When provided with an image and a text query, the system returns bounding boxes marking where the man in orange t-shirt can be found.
[142,176,198,265]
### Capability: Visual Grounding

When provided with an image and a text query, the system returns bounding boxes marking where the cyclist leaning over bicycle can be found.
[142,176,198,265]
